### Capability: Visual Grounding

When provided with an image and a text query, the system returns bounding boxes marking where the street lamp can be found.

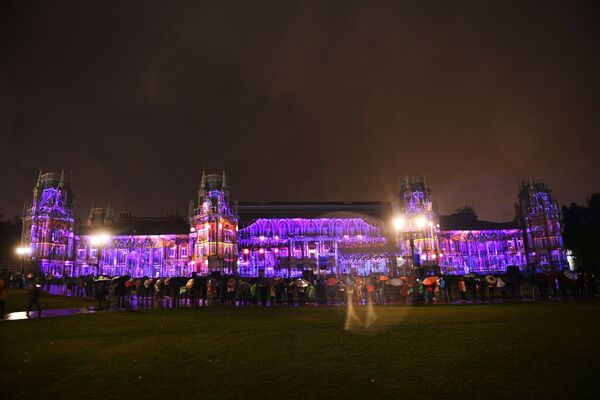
[393,213,429,305]
[15,246,31,274]
[89,233,111,276]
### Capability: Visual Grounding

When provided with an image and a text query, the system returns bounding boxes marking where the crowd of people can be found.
[0,271,600,317]
[0,269,598,317]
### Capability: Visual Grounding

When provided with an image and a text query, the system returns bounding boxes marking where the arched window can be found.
[334,220,344,236]
[292,221,302,236]
[321,220,331,236]
[306,221,317,236]
[278,221,288,238]
[349,221,357,236]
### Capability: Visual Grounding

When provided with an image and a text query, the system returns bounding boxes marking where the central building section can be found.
[189,171,238,275]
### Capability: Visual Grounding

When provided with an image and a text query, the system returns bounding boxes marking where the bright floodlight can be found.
[15,247,30,255]
[90,233,110,246]
[415,216,427,229]
[393,216,405,230]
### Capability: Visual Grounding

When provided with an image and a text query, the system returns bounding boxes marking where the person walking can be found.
[26,280,42,317]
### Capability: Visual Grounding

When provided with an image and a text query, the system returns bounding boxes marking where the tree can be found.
[562,193,600,273]
[0,214,22,262]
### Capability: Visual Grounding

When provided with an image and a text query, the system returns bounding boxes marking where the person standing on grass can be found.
[26,280,42,317]
[269,281,276,306]
[497,277,508,301]
[0,276,7,319]
[286,279,295,306]
[457,278,467,303]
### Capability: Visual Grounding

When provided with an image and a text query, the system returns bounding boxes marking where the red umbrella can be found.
[422,277,437,286]
[326,277,338,287]
[379,275,390,282]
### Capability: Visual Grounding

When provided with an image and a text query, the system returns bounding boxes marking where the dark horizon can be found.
[2,1,599,222]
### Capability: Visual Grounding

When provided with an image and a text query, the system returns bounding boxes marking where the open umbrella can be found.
[186,279,195,290]
[485,275,497,285]
[422,277,437,286]
[296,278,309,288]
[390,278,404,287]
[563,270,578,280]
[326,277,338,287]
[379,275,390,282]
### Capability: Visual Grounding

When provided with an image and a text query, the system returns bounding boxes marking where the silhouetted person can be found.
[26,281,42,317]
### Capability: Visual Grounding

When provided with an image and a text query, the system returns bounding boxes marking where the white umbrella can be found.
[390,278,404,287]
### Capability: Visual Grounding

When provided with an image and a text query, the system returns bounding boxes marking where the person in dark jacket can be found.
[26,281,42,317]
[285,280,295,307]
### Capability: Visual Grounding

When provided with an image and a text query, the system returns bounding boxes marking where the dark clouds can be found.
[1,0,599,221]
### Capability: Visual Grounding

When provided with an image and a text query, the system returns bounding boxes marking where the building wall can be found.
[21,172,569,277]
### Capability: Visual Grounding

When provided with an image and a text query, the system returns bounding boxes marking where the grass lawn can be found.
[1,302,599,400]
[4,289,94,314]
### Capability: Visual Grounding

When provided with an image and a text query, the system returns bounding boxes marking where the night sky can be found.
[1,0,599,222]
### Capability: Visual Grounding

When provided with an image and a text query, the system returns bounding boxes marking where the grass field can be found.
[1,301,599,400]
[3,289,94,314]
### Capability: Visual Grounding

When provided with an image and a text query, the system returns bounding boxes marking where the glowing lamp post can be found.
[393,214,430,305]
[15,246,31,273]
[89,233,111,276]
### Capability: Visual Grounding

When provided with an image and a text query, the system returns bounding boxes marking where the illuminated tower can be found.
[21,170,76,276]
[189,170,238,275]
[396,175,440,270]
[516,178,568,271]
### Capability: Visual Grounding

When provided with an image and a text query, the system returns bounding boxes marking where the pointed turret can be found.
[200,168,206,189]
[222,170,227,189]
[188,199,195,218]
[35,169,42,188]
[59,169,65,188]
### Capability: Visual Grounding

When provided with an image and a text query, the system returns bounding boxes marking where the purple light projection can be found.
[23,172,569,278]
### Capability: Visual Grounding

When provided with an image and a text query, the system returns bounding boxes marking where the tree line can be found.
[562,193,600,274]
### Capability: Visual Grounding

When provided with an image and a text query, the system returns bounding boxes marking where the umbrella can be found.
[296,279,309,288]
[563,270,578,280]
[422,277,437,286]
[464,273,478,279]
[390,278,404,287]
[326,277,338,287]
[94,276,111,282]
[379,275,390,282]
[485,275,497,285]
[400,276,410,282]
[186,279,195,290]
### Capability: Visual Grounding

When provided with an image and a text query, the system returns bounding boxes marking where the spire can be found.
[188,199,194,218]
[36,169,42,188]
[59,169,65,188]
[105,204,111,217]
[222,170,227,188]
[200,167,206,189]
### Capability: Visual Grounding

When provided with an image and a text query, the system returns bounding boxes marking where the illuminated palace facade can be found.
[21,171,568,278]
